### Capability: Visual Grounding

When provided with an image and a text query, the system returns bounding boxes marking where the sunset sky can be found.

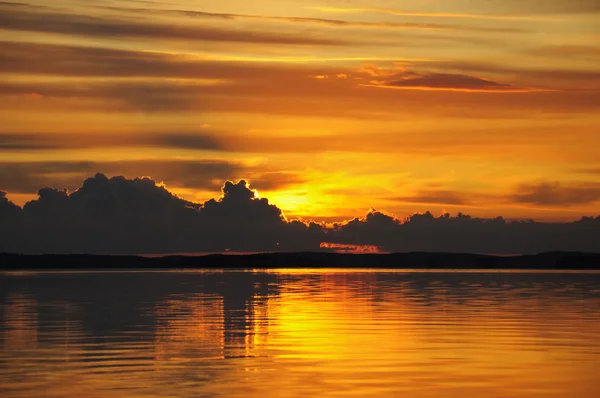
[1,0,599,222]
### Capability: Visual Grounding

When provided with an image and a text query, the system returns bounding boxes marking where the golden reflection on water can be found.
[1,270,600,397]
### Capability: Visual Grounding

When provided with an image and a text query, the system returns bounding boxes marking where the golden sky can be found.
[1,0,599,222]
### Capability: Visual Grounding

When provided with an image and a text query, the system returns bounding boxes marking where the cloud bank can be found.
[1,174,598,255]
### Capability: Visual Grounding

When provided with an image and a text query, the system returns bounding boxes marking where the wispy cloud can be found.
[0,7,346,46]
[362,71,540,93]
[511,181,600,206]
[308,6,561,21]
[93,4,525,33]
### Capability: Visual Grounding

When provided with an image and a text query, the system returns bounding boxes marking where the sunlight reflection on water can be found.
[1,269,599,397]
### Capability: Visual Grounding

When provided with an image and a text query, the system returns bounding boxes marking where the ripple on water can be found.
[1,270,599,397]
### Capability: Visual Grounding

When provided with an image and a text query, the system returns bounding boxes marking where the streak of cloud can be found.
[308,6,560,21]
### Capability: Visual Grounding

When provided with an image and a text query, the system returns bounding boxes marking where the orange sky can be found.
[1,0,599,222]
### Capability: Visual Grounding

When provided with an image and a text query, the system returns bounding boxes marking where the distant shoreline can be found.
[1,252,599,270]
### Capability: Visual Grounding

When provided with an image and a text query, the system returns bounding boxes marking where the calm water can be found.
[1,270,600,398]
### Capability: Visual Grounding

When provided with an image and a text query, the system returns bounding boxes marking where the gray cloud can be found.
[0,132,222,151]
[0,7,346,46]
[392,189,471,205]
[425,60,600,84]
[382,72,514,91]
[0,41,316,81]
[511,181,600,206]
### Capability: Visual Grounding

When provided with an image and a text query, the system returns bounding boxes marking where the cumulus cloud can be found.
[326,210,600,254]
[0,174,324,254]
[0,191,21,217]
[0,175,599,255]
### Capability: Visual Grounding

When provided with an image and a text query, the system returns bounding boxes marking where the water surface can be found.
[1,269,599,397]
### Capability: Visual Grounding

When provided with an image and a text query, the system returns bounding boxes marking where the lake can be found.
[1,269,599,397]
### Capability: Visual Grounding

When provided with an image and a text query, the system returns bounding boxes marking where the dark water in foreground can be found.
[1,270,599,398]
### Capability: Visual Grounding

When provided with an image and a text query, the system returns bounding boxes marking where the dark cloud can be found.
[0,133,65,150]
[378,72,517,91]
[0,7,346,46]
[0,190,21,217]
[0,160,307,194]
[391,73,509,89]
[0,175,599,254]
[392,190,471,205]
[326,210,600,254]
[425,60,600,84]
[0,132,221,151]
[0,41,321,81]
[511,181,600,206]
[0,174,324,254]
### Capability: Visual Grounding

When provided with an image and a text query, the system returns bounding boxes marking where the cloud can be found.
[0,7,346,46]
[92,4,525,33]
[310,1,600,19]
[0,160,241,193]
[2,42,599,119]
[365,70,529,92]
[308,6,558,21]
[532,45,600,59]
[570,167,600,175]
[423,60,600,88]
[0,190,21,217]
[392,190,472,205]
[0,160,308,195]
[0,175,599,254]
[0,174,325,254]
[511,181,600,206]
[0,41,325,82]
[326,210,600,254]
[0,132,221,151]
[473,0,600,14]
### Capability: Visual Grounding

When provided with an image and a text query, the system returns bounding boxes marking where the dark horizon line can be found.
[2,251,599,270]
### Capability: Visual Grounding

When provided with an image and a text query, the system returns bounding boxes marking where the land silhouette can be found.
[1,251,599,270]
